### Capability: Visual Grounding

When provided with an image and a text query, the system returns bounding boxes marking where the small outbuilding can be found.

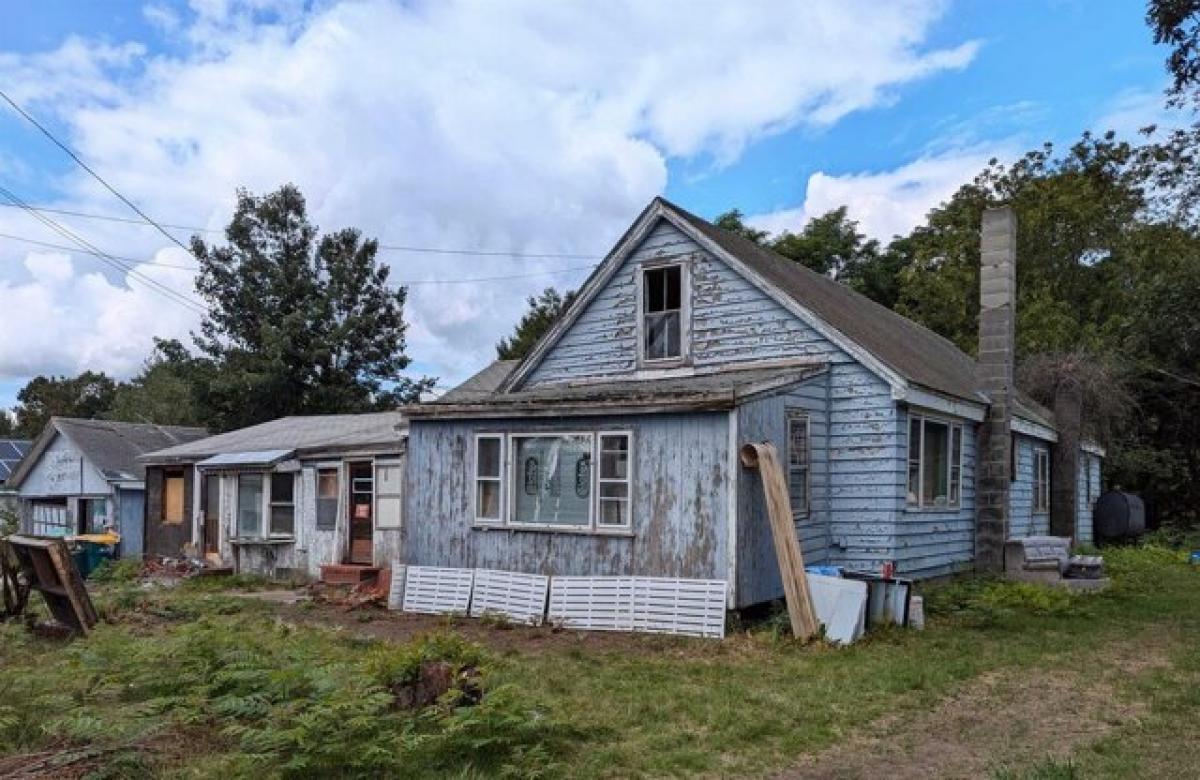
[139,412,406,580]
[7,418,208,558]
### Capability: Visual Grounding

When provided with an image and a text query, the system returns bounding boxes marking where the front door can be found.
[202,475,220,556]
[348,462,373,564]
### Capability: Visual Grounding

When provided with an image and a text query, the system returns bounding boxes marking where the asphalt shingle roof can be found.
[54,419,208,480]
[141,412,407,463]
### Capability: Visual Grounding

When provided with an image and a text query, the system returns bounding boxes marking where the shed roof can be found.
[141,412,407,464]
[411,363,827,418]
[8,419,208,489]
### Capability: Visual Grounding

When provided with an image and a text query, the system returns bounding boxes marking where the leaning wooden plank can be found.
[739,442,818,639]
[5,535,97,635]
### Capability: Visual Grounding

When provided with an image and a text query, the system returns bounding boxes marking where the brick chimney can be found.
[976,207,1016,572]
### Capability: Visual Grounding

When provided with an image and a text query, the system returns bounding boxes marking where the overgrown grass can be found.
[2,544,1198,778]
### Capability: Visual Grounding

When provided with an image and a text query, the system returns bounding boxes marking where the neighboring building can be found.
[0,438,32,520]
[7,418,208,557]
[402,198,1105,609]
[139,413,406,579]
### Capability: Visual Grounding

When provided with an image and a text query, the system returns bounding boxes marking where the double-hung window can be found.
[236,471,297,538]
[786,411,810,518]
[316,468,339,530]
[641,264,685,362]
[1033,448,1050,513]
[907,415,964,509]
[473,431,633,532]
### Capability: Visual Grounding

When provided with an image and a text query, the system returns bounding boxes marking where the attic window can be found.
[642,265,685,362]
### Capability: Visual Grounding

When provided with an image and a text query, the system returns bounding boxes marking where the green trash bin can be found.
[72,540,116,579]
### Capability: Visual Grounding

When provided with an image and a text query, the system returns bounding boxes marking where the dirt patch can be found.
[268,599,715,656]
[778,666,1146,780]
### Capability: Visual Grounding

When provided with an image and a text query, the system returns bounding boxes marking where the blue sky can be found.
[0,0,1181,407]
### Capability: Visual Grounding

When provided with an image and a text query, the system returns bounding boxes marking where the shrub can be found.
[90,558,143,584]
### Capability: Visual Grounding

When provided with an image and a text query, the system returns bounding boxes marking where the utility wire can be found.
[0,229,596,285]
[0,201,604,260]
[0,89,196,259]
[0,185,207,314]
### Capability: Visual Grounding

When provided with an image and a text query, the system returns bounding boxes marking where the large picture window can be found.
[787,411,810,518]
[1033,447,1050,513]
[641,264,684,362]
[511,434,593,527]
[907,415,964,509]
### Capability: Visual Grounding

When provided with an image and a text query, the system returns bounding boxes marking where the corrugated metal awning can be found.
[196,449,295,469]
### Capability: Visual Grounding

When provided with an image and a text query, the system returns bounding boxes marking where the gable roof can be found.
[140,412,407,464]
[8,418,209,489]
[503,197,985,404]
[0,439,31,485]
[437,360,519,403]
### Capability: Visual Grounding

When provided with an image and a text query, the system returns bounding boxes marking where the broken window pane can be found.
[643,265,683,361]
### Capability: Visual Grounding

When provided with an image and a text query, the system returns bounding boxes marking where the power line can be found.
[0,185,207,314]
[0,229,596,285]
[0,89,196,259]
[0,200,605,260]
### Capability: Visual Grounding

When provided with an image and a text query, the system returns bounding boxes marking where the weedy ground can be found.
[1,544,1197,779]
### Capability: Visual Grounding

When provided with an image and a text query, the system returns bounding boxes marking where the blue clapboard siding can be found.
[1009,434,1050,538]
[527,218,847,385]
[893,406,977,579]
[402,413,730,582]
[1076,451,1101,545]
[735,374,830,607]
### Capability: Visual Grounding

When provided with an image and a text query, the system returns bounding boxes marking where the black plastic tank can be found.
[1093,492,1146,542]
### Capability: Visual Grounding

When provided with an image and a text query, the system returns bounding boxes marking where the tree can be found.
[191,185,432,430]
[12,371,117,438]
[1148,0,1200,107]
[496,288,577,361]
[713,209,769,245]
[104,339,213,427]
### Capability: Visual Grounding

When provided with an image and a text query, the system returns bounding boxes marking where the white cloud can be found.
[750,148,1006,242]
[0,0,975,391]
[1092,86,1189,140]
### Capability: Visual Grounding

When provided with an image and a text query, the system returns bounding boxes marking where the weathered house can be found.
[7,419,207,557]
[139,413,406,579]
[403,198,1104,608]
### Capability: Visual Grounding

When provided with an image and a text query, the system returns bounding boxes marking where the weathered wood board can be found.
[5,535,98,635]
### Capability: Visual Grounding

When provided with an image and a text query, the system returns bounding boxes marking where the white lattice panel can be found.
[547,576,727,638]
[402,566,474,615]
[630,577,727,638]
[547,576,636,632]
[469,569,550,625]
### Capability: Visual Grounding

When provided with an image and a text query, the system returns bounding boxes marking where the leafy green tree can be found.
[713,209,769,245]
[192,185,432,430]
[496,287,577,361]
[12,371,117,438]
[1148,0,1200,107]
[104,339,213,427]
[770,206,881,277]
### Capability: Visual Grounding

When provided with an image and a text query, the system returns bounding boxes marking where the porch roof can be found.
[195,449,295,469]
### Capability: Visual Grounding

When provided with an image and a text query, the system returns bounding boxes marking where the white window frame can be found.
[474,434,505,525]
[596,431,634,531]
[636,260,690,367]
[1033,447,1050,514]
[234,470,298,540]
[906,413,964,510]
[786,410,811,519]
[508,432,595,531]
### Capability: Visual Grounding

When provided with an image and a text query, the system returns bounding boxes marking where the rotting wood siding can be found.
[525,218,847,386]
[736,373,830,607]
[894,405,977,579]
[144,465,194,559]
[402,413,729,581]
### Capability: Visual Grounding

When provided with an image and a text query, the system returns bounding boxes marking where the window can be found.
[79,498,109,534]
[475,436,503,523]
[511,434,593,527]
[375,462,403,529]
[316,468,339,531]
[597,434,631,528]
[30,498,68,537]
[786,411,810,517]
[907,415,964,509]
[163,470,185,525]
[269,473,295,536]
[641,264,684,362]
[1033,448,1050,513]
[237,474,263,537]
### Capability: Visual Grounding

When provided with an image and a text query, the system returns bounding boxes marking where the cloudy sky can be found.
[0,0,1179,405]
